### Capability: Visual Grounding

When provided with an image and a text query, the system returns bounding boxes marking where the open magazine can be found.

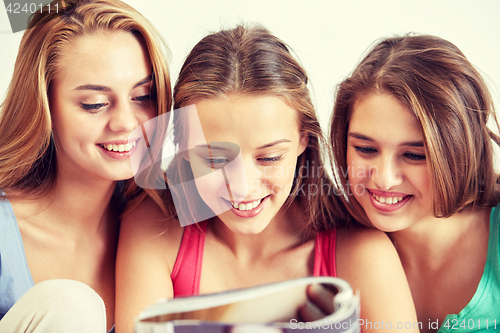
[135,276,360,333]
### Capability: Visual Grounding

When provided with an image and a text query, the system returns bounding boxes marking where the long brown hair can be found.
[151,25,347,231]
[0,0,171,201]
[330,34,500,225]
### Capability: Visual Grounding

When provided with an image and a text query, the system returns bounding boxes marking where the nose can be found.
[108,99,139,133]
[371,155,403,190]
[223,154,259,203]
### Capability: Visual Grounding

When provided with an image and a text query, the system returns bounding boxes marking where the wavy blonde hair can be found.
[0,0,171,200]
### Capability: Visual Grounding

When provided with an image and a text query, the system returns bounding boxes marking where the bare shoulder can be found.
[119,195,184,271]
[336,227,402,276]
[116,196,185,332]
[335,227,418,332]
[336,226,395,251]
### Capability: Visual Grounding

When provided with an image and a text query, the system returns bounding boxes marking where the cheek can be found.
[409,165,431,198]
[194,172,228,206]
[140,105,156,123]
[345,149,368,186]
[52,114,80,146]
[255,167,291,199]
[189,160,207,179]
[265,160,296,190]
[51,107,70,137]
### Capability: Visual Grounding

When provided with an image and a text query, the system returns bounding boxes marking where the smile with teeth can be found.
[100,141,136,153]
[231,198,262,211]
[372,193,406,204]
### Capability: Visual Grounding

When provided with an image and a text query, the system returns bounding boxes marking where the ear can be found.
[297,133,309,157]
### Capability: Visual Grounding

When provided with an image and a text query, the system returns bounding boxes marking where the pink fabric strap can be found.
[313,228,337,277]
[171,221,207,297]
[172,224,336,297]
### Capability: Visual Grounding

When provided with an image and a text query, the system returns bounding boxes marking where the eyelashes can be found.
[80,102,108,112]
[353,146,426,162]
[259,155,284,164]
[354,146,377,155]
[202,155,285,168]
[133,94,153,103]
[79,95,153,113]
[203,157,230,168]
[403,152,426,161]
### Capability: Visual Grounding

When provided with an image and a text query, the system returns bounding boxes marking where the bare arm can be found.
[115,197,183,333]
[336,228,419,333]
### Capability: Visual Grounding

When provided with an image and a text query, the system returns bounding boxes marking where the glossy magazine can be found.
[135,276,360,333]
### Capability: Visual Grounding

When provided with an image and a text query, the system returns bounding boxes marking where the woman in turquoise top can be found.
[0,0,170,331]
[330,35,500,333]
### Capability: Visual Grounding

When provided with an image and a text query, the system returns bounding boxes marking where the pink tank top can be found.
[171,221,337,297]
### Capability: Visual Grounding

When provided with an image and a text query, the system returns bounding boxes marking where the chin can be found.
[223,218,270,236]
[366,214,407,233]
[111,173,134,182]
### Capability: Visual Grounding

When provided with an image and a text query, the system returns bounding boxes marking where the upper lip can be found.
[368,189,410,197]
[98,138,139,145]
[226,195,269,205]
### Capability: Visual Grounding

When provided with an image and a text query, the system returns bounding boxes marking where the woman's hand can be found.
[298,284,337,322]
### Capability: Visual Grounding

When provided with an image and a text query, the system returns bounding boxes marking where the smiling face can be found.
[185,94,308,235]
[49,30,155,183]
[346,92,433,232]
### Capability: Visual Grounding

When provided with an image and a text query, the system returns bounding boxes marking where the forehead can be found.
[186,94,300,148]
[349,93,424,144]
[55,30,151,84]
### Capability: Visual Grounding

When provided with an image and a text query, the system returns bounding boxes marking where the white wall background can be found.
[1,0,499,168]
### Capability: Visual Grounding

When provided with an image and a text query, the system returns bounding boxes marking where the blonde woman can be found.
[0,0,170,331]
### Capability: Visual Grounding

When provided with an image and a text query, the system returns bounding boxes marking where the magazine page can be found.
[135,277,360,333]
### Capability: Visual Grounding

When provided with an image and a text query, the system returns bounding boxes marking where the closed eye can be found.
[80,102,108,112]
[404,152,426,161]
[258,155,284,165]
[354,146,377,155]
[134,95,153,103]
[203,157,230,168]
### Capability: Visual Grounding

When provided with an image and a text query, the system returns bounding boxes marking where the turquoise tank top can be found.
[437,202,500,332]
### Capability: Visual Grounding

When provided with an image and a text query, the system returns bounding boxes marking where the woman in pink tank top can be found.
[116,25,419,333]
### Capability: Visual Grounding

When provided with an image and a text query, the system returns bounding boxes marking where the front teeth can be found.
[232,199,262,211]
[101,141,136,152]
[372,193,404,204]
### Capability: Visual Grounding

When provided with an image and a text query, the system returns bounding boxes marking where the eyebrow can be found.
[134,76,153,88]
[73,75,153,92]
[194,144,232,151]
[74,84,111,92]
[194,139,291,151]
[348,132,424,147]
[257,139,291,150]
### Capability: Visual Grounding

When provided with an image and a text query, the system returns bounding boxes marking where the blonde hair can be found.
[0,0,171,200]
[330,34,500,225]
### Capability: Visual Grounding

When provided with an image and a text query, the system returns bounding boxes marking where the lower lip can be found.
[228,196,270,218]
[368,192,412,213]
[97,143,138,160]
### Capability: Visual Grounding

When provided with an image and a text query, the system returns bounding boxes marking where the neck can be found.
[211,204,311,264]
[39,166,118,235]
[389,207,491,270]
